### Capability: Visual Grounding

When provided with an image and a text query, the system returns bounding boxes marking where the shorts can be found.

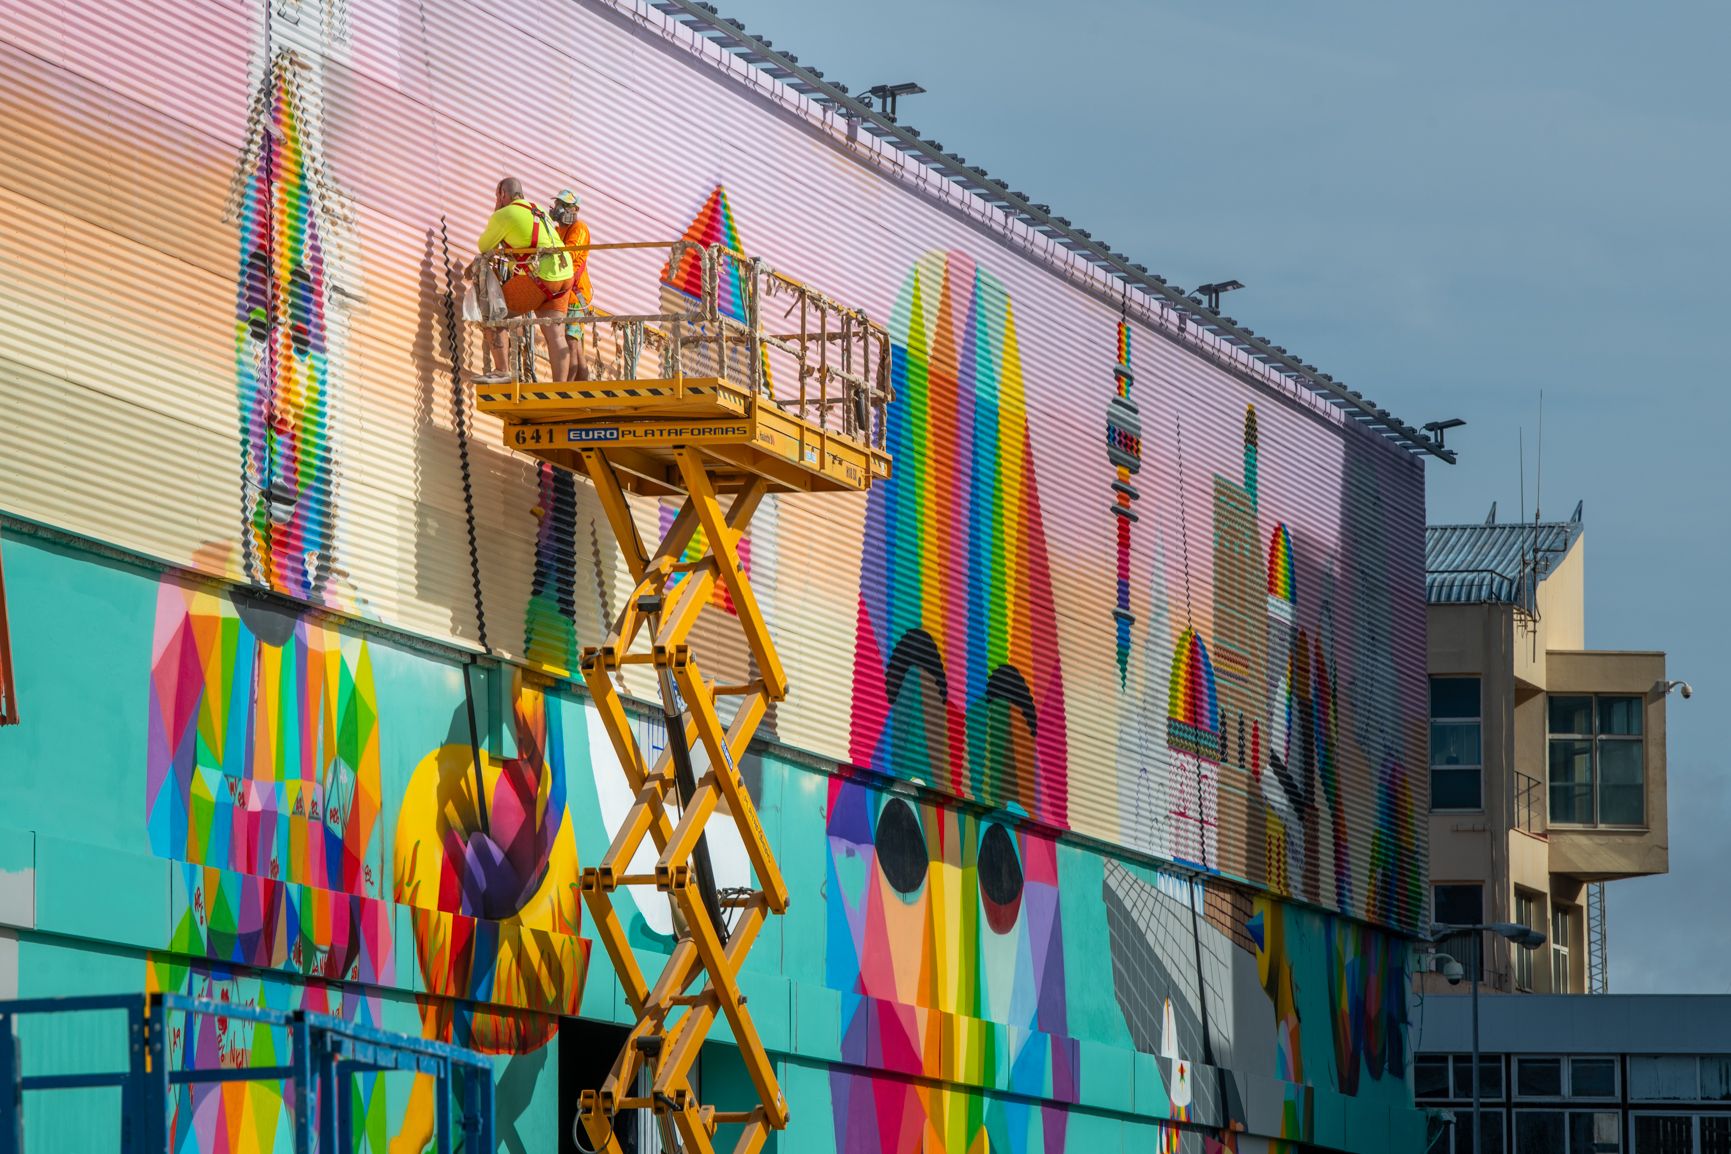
[502,273,572,316]
[565,292,592,341]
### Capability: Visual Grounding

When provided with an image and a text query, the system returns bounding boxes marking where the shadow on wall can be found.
[412,227,486,645]
[412,226,619,670]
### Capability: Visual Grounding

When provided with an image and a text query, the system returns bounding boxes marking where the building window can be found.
[1432,676,1484,810]
[1634,1114,1702,1153]
[1571,1057,1618,1099]
[1518,1057,1565,1098]
[1515,1109,1621,1153]
[1457,1109,1508,1154]
[1417,1054,1452,1100]
[1701,1057,1731,1102]
[1515,891,1541,991]
[1436,884,1486,982]
[1549,694,1646,826]
[1553,906,1574,994]
[1516,1055,1619,1100]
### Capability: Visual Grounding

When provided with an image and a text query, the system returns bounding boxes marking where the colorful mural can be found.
[0,0,1431,937]
[234,49,344,604]
[0,0,1434,1149]
[145,578,384,912]
[851,252,1070,829]
[524,462,583,675]
[1107,317,1144,688]
[392,672,588,1152]
[144,957,386,1154]
[826,775,1075,1151]
[394,673,588,1051]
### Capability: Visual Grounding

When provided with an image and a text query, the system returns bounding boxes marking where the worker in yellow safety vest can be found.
[550,189,594,382]
[473,177,574,384]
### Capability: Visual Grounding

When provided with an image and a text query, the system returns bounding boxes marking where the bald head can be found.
[495,177,523,208]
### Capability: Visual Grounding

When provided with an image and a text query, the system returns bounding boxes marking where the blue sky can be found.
[717,0,1730,991]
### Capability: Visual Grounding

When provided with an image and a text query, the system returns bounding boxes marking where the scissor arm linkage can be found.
[575,447,789,1154]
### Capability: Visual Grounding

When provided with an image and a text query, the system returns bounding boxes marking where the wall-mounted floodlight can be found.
[1194,280,1244,311]
[1423,418,1467,450]
[864,82,925,118]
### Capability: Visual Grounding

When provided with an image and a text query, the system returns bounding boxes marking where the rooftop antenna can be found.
[1534,389,1545,525]
[1518,428,1526,525]
[1519,428,1529,613]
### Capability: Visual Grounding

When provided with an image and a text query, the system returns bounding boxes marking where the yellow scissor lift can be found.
[472,239,893,1154]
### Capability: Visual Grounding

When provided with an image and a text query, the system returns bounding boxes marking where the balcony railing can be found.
[1514,770,1544,835]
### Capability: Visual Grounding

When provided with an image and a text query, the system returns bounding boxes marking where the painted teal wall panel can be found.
[33,834,167,949]
[0,827,34,929]
[1077,1038,1134,1113]
[792,981,841,1062]
[0,528,1422,1151]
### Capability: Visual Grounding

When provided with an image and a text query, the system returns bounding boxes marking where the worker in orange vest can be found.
[550,189,593,381]
[473,177,573,383]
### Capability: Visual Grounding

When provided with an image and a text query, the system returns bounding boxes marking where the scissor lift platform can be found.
[474,375,891,497]
[470,238,892,1154]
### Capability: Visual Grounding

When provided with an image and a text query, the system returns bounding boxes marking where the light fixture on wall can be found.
[1423,418,1467,451]
[864,81,925,119]
[1194,279,1244,311]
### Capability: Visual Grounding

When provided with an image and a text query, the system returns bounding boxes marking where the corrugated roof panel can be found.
[1425,518,1582,605]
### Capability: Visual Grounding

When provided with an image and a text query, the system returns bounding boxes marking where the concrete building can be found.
[1417,994,1731,1153]
[1424,502,1672,997]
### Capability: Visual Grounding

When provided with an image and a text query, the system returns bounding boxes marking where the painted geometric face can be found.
[825,779,1068,1063]
[825,776,1073,1154]
[235,53,336,602]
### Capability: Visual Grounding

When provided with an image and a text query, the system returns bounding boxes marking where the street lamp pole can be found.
[1431,921,1547,1154]
[1473,931,1482,1148]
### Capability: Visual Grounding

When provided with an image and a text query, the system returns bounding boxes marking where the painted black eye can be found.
[978,823,1023,933]
[874,797,926,896]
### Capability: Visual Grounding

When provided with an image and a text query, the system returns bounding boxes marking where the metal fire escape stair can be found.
[472,239,892,1154]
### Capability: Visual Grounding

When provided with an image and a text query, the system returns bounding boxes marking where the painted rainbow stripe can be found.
[1106,319,1142,687]
[524,463,580,674]
[662,184,747,320]
[1267,524,1296,602]
[236,53,334,601]
[1166,627,1221,762]
[852,251,1069,826]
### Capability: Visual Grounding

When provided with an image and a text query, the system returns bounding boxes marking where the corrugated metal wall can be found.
[0,0,1429,932]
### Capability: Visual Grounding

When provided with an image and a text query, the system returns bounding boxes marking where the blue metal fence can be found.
[0,993,495,1154]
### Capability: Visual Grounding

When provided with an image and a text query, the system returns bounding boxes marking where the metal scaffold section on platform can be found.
[0,994,495,1154]
[471,239,894,1154]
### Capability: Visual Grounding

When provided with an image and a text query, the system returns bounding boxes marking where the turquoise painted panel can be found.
[793,981,841,1062]
[0,826,34,928]
[1133,1050,1168,1118]
[33,834,167,949]
[1077,1038,1133,1113]
[0,530,1423,1151]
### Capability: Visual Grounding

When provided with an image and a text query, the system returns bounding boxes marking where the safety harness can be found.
[507,199,572,300]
